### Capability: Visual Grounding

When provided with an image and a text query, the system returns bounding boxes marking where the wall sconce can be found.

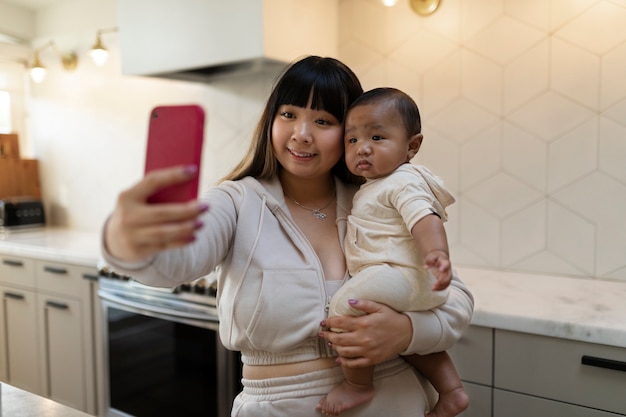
[29,41,78,83]
[89,27,118,67]
[28,27,118,83]
[381,0,441,16]
[410,0,441,16]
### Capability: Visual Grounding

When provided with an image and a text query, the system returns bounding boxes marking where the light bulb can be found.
[89,47,109,66]
[382,0,399,6]
[89,32,109,66]
[30,66,46,83]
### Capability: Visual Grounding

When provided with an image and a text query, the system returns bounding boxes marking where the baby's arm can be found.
[411,213,452,291]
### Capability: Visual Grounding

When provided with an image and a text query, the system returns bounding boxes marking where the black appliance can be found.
[98,268,241,417]
[0,198,45,228]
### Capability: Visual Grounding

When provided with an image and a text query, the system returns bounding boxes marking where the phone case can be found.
[144,104,205,203]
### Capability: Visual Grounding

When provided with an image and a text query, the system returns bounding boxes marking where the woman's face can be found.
[271,100,344,182]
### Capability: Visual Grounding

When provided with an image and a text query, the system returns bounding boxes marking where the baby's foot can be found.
[316,381,374,416]
[424,387,469,417]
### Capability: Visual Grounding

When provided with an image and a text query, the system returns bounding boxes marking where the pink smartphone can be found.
[144,104,205,204]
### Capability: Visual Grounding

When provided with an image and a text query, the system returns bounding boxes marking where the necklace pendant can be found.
[312,210,327,220]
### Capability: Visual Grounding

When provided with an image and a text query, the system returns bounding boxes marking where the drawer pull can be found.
[82,273,99,282]
[581,355,626,372]
[43,266,68,275]
[46,300,69,310]
[2,259,24,267]
[3,292,25,300]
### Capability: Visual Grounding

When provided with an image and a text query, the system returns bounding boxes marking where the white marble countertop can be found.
[457,266,626,349]
[0,228,624,349]
[0,227,100,267]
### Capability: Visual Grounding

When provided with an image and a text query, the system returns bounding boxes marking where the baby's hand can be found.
[424,250,452,291]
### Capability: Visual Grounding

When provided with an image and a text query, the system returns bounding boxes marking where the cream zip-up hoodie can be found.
[101,175,473,366]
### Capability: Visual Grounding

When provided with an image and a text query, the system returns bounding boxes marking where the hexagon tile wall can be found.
[338,0,626,280]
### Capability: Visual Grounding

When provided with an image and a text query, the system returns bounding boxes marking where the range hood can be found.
[117,0,338,83]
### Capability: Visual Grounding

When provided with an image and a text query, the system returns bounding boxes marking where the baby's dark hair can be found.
[350,87,422,135]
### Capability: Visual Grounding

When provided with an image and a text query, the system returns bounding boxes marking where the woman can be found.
[101,56,473,416]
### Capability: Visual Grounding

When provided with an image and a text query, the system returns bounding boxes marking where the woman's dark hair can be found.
[350,87,422,136]
[222,56,364,184]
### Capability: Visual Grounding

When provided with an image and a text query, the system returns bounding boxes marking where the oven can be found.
[98,269,241,417]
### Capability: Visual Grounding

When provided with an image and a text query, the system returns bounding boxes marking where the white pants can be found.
[231,357,435,417]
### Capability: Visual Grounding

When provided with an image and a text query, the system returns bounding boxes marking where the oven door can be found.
[99,289,240,417]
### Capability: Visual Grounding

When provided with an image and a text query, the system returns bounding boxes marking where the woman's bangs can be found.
[276,66,347,122]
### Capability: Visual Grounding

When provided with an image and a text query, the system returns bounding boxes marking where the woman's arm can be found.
[320,271,473,368]
[101,165,208,277]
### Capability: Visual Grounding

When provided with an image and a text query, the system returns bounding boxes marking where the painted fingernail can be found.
[320,320,326,327]
[184,165,198,175]
[198,203,209,212]
[194,220,204,229]
[348,299,358,305]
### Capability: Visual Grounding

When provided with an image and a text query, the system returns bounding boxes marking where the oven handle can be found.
[98,290,219,323]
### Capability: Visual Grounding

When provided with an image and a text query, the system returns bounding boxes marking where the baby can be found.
[318,88,469,417]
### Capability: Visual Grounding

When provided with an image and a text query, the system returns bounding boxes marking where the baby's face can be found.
[344,103,414,179]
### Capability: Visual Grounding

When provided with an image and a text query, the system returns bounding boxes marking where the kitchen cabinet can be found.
[0,255,99,415]
[0,256,41,395]
[494,329,626,415]
[448,326,493,417]
[449,326,626,416]
[493,389,619,417]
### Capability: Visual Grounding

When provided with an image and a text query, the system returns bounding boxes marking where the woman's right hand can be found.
[103,165,208,262]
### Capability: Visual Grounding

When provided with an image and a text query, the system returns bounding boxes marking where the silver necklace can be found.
[285,190,336,220]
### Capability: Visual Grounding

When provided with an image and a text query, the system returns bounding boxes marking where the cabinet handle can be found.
[581,355,626,372]
[2,259,24,267]
[45,300,69,310]
[82,273,99,281]
[43,266,68,275]
[3,292,25,300]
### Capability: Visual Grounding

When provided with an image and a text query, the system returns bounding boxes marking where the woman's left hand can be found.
[319,299,412,368]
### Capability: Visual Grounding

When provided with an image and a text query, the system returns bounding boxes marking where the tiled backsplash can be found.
[16,0,626,281]
[337,0,626,281]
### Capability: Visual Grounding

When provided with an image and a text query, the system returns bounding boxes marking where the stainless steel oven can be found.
[98,269,241,417]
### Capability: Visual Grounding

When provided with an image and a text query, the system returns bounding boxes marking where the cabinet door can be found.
[0,285,41,394]
[449,326,493,386]
[494,389,621,417]
[37,294,86,411]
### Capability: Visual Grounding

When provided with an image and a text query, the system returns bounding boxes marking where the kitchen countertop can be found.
[0,227,100,267]
[457,266,626,348]
[0,228,624,349]
[1,382,92,417]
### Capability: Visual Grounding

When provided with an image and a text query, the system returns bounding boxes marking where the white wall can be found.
[5,0,626,282]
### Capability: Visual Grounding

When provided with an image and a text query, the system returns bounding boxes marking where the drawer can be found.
[0,256,35,288]
[494,389,621,417]
[35,261,83,298]
[494,329,626,415]
[449,325,493,385]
